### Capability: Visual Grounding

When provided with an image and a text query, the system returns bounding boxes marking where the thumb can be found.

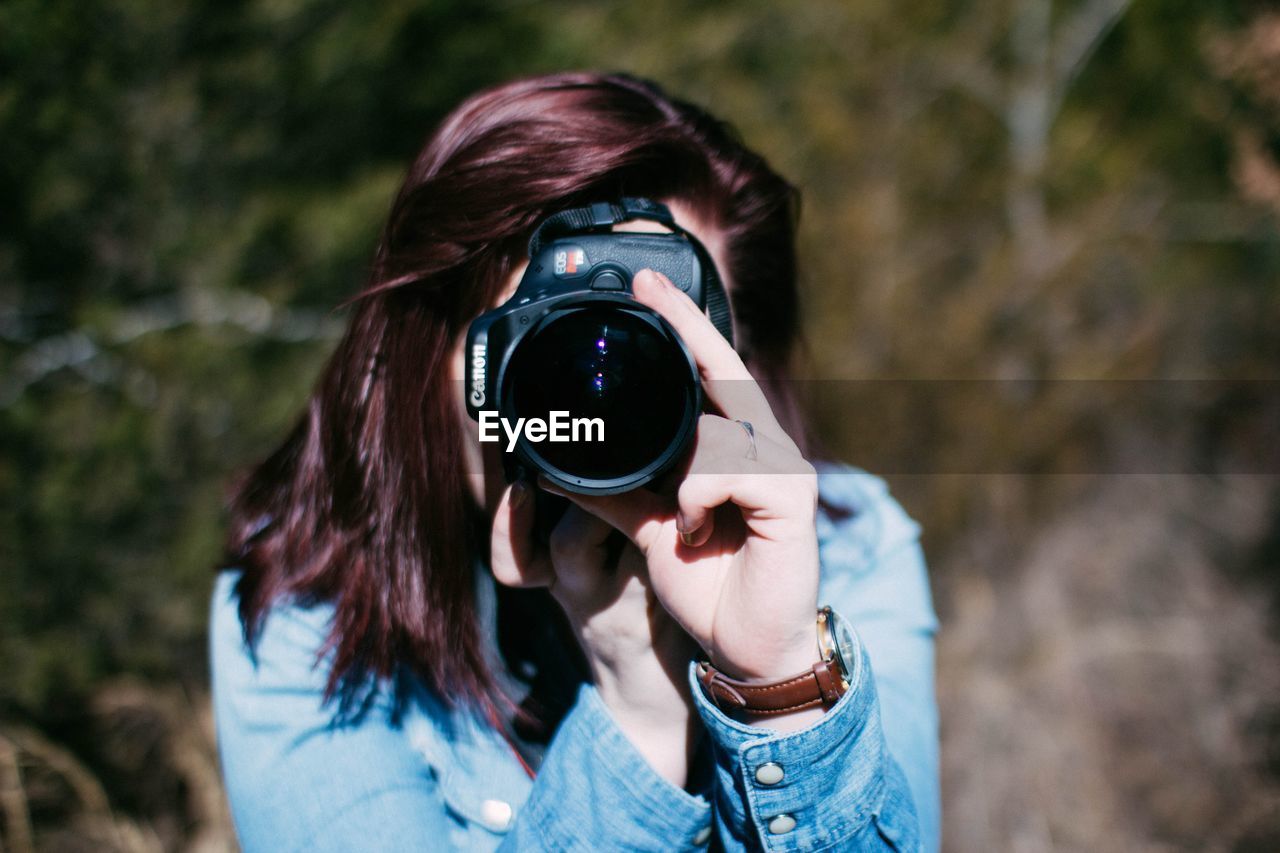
[490,481,552,587]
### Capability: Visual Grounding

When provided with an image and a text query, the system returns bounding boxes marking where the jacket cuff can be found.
[514,681,713,851]
[687,635,898,851]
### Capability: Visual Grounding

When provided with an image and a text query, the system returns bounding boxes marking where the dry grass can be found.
[937,475,1280,852]
[0,683,235,853]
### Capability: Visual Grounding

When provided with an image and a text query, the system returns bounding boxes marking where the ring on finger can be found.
[733,419,758,462]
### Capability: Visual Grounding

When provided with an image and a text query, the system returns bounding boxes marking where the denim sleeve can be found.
[211,571,715,851]
[210,573,461,852]
[687,465,939,852]
[500,682,714,851]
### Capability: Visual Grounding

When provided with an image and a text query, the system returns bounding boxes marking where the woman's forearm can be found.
[593,660,700,788]
[598,701,702,789]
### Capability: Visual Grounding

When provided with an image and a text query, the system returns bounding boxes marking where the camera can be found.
[464,197,733,495]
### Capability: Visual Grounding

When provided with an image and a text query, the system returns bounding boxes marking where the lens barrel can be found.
[500,302,699,494]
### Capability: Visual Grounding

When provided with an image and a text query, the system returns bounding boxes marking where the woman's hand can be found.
[545,269,822,691]
[490,479,701,786]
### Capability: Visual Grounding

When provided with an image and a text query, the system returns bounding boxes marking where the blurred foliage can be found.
[1,0,1278,849]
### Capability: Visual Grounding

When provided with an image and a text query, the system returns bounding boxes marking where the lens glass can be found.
[504,304,695,485]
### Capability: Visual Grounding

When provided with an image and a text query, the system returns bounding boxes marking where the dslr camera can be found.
[464,197,733,495]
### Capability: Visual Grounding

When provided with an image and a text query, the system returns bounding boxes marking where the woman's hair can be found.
[225,71,806,714]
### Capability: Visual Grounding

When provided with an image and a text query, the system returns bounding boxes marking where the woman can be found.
[210,71,939,852]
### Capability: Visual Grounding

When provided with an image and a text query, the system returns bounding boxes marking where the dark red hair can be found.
[225,71,806,714]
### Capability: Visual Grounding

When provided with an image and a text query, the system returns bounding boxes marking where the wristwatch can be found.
[696,607,857,716]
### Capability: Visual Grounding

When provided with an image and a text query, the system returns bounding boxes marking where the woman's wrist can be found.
[594,673,699,787]
[583,619,702,787]
[709,617,819,682]
[701,616,833,734]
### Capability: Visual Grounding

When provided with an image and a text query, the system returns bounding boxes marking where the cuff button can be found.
[754,762,784,786]
[693,825,712,846]
[768,814,797,835]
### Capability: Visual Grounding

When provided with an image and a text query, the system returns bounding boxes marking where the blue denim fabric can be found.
[210,463,939,851]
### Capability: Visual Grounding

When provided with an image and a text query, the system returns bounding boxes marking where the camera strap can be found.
[527,197,735,347]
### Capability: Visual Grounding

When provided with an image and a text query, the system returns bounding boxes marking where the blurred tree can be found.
[0,0,559,719]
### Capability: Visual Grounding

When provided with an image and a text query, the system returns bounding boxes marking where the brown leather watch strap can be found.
[696,659,846,716]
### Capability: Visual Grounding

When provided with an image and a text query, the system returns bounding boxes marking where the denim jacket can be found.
[210,463,940,851]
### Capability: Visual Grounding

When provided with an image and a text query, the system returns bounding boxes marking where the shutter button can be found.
[590,270,626,291]
[754,762,784,786]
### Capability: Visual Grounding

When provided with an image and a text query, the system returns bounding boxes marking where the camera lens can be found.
[502,303,698,490]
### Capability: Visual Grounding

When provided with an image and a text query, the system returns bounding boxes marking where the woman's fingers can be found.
[630,269,794,451]
[677,416,818,533]
[538,476,670,556]
[538,410,814,545]
[677,504,716,548]
[490,481,635,608]
[546,502,618,602]
[489,481,551,587]
[631,268,752,384]
[540,412,815,558]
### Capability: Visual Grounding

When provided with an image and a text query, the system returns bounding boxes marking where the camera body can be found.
[464,198,733,495]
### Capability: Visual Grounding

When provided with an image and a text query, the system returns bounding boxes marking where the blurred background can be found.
[2,0,1278,850]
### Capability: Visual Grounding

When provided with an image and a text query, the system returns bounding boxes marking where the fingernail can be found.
[510,481,530,510]
[677,512,701,545]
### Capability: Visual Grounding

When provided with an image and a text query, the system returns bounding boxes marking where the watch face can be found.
[824,607,857,686]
